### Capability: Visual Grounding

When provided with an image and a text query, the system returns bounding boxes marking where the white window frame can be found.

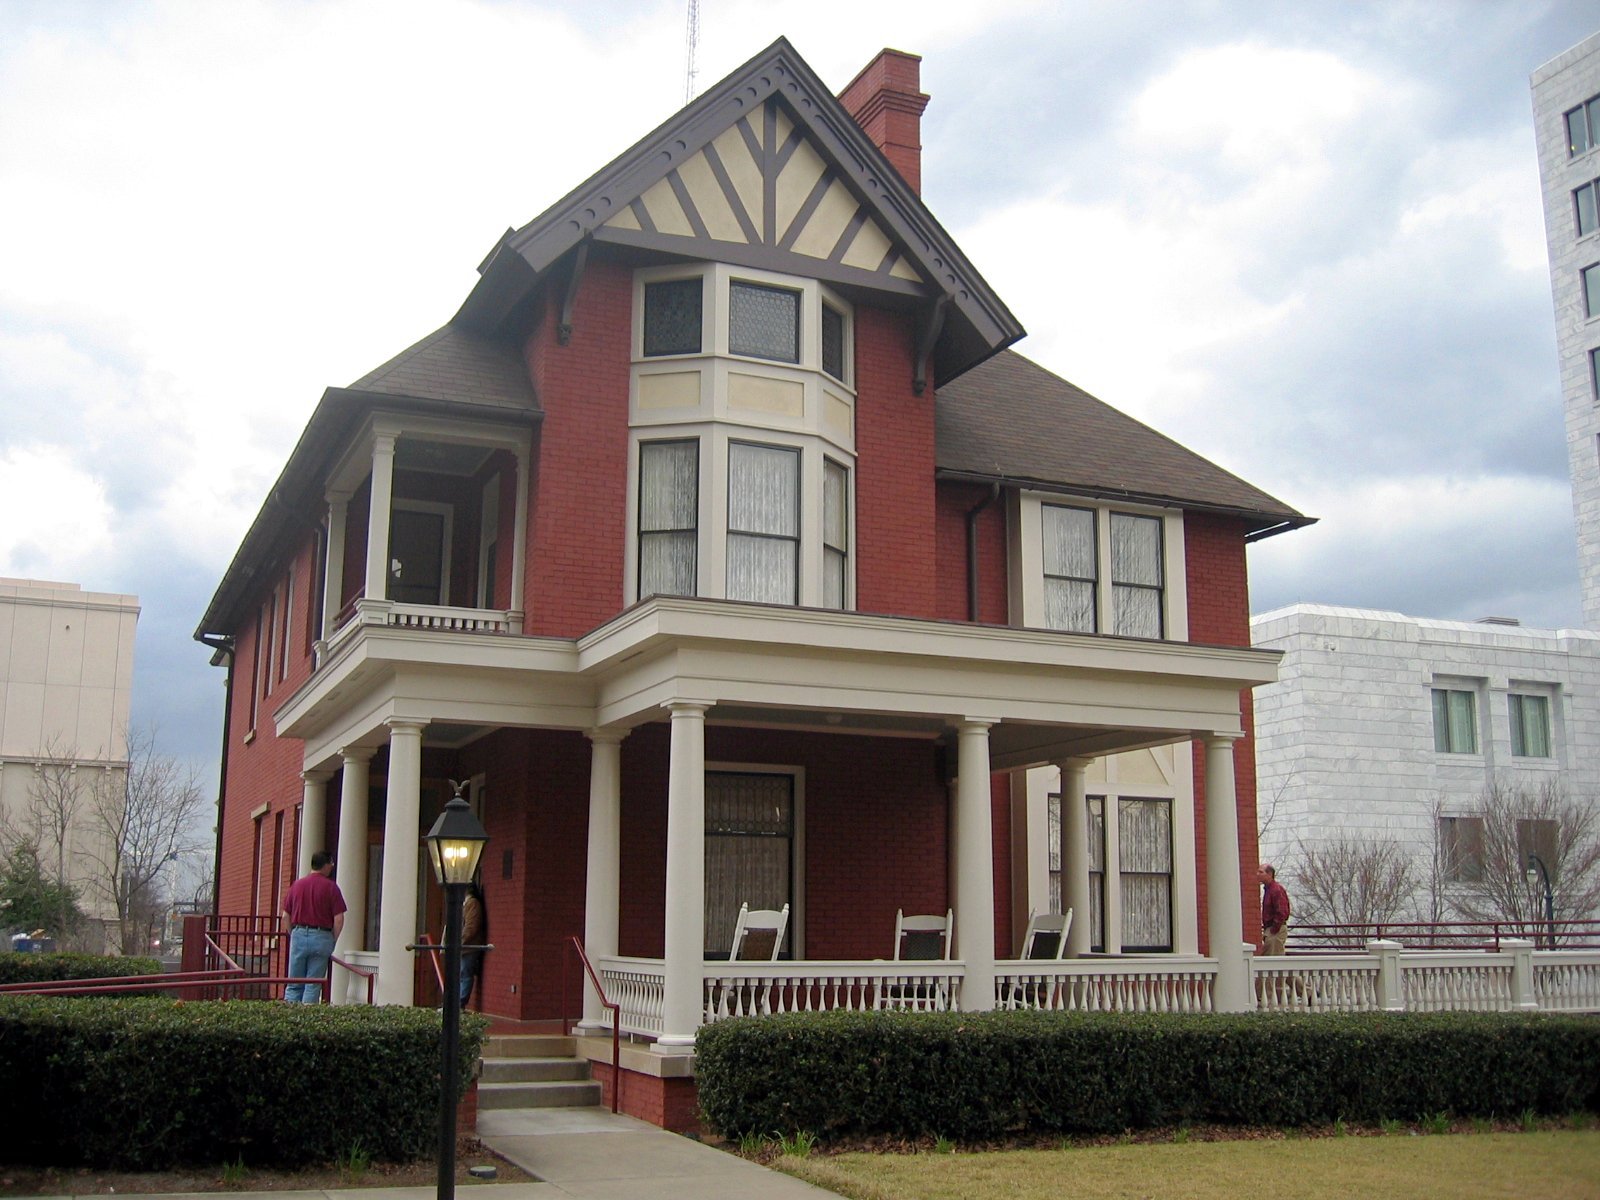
[388,499,454,608]
[1010,490,1187,640]
[1430,682,1481,756]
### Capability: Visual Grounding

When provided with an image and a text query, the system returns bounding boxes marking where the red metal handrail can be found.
[563,936,621,1114]
[331,955,376,1005]
[416,933,447,993]
[1288,918,1600,954]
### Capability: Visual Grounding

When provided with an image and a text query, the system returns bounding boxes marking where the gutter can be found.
[197,634,234,919]
[965,483,1002,622]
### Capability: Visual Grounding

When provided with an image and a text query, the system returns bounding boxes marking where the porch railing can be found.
[327,597,515,655]
[704,960,966,1020]
[995,958,1218,1014]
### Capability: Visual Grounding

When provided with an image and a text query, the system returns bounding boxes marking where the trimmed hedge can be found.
[0,996,487,1168]
[695,1009,1600,1139]
[0,952,161,988]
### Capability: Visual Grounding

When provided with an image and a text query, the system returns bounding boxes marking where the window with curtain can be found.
[643,278,703,356]
[1509,694,1552,758]
[1047,792,1062,914]
[1438,815,1485,883]
[1110,513,1163,638]
[1119,797,1171,952]
[729,281,800,362]
[727,442,799,603]
[704,772,793,957]
[1578,180,1599,238]
[1088,796,1106,952]
[638,440,699,598]
[823,459,848,609]
[1042,504,1097,632]
[1584,264,1600,319]
[1431,687,1478,754]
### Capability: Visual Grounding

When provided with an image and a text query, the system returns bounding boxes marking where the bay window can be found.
[727,442,799,603]
[729,282,800,362]
[638,440,699,598]
[823,460,849,609]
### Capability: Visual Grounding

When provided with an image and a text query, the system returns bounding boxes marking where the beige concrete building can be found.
[0,578,139,935]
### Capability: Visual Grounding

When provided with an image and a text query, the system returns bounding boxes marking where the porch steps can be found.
[477,1033,602,1110]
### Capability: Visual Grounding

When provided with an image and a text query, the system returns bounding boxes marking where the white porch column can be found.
[364,433,397,605]
[1203,732,1251,1013]
[955,718,998,1012]
[507,440,531,634]
[297,771,332,878]
[320,493,348,655]
[659,701,708,1047]
[581,728,627,1031]
[376,718,426,1006]
[1058,757,1093,958]
[332,747,374,1005]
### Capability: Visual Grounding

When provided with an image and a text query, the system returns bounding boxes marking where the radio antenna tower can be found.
[685,0,700,104]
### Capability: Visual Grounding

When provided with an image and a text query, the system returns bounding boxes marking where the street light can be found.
[1526,853,1554,949]
[423,783,488,1200]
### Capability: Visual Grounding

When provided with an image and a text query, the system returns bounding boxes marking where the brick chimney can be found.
[838,48,929,195]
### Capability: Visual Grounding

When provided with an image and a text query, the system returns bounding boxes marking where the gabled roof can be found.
[455,37,1023,384]
[935,351,1313,538]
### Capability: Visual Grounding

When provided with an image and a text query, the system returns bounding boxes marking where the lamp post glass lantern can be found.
[424,788,488,1200]
[1526,852,1554,948]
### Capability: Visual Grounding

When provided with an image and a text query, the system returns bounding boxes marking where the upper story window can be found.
[643,278,704,356]
[1584,265,1600,319]
[1431,686,1478,754]
[1040,504,1164,637]
[729,282,800,363]
[727,441,799,603]
[1509,693,1552,758]
[821,305,847,383]
[1567,94,1600,157]
[1438,815,1484,883]
[1577,180,1599,238]
[638,440,700,598]
[822,459,849,609]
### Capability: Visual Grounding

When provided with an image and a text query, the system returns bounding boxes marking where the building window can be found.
[1438,815,1484,883]
[1567,94,1600,157]
[821,304,847,382]
[1509,694,1552,758]
[1591,347,1600,399]
[823,459,849,609]
[1578,180,1599,238]
[1087,796,1106,952]
[1518,818,1559,879]
[1119,797,1172,952]
[638,440,699,598]
[1042,504,1097,633]
[278,568,294,682]
[729,281,800,363]
[1586,265,1600,319]
[704,771,793,958]
[643,278,703,356]
[1110,513,1164,638]
[1431,687,1478,754]
[726,442,799,603]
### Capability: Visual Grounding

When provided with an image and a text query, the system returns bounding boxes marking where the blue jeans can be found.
[285,926,335,1003]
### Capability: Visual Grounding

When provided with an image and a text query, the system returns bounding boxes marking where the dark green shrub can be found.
[0,996,487,1168]
[695,1010,1600,1140]
[0,953,161,988]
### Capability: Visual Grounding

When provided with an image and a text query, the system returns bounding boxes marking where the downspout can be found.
[965,483,1002,622]
[198,633,234,919]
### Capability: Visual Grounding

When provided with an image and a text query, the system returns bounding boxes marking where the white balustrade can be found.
[599,956,666,1036]
[1532,951,1600,1012]
[1250,956,1378,1013]
[702,961,965,1021]
[1401,953,1514,1012]
[387,603,513,633]
[995,960,1217,1014]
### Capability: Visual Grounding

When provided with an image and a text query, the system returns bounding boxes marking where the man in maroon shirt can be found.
[281,851,347,1003]
[1258,863,1291,956]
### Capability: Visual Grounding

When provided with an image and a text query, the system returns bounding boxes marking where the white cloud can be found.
[0,445,115,577]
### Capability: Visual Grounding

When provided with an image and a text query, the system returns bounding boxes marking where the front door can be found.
[389,506,448,606]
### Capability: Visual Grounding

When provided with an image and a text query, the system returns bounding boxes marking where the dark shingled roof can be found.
[349,324,537,411]
[936,350,1310,536]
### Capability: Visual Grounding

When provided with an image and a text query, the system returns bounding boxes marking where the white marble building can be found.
[0,578,140,932]
[1534,32,1600,630]
[1251,604,1600,876]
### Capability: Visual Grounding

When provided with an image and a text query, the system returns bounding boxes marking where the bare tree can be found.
[83,728,209,955]
[1451,778,1600,930]
[17,738,102,946]
[1289,832,1419,927]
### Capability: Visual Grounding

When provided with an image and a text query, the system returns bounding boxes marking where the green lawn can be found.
[774,1131,1600,1200]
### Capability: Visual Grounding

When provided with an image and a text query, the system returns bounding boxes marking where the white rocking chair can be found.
[1005,909,1072,1010]
[727,901,790,962]
[877,908,954,1011]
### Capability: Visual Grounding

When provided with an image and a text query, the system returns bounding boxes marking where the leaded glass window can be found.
[1043,504,1097,632]
[643,278,703,356]
[727,442,799,603]
[821,304,846,381]
[1110,513,1163,637]
[705,772,793,957]
[729,281,799,363]
[638,440,698,598]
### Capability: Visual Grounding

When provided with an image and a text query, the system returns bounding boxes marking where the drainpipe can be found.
[197,634,234,918]
[965,483,1001,622]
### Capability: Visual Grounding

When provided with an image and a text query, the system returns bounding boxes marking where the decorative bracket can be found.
[912,293,949,395]
[557,240,591,346]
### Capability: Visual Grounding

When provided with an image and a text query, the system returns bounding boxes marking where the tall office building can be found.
[1534,32,1600,630]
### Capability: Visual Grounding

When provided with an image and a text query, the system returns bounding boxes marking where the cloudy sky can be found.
[1,0,1596,787]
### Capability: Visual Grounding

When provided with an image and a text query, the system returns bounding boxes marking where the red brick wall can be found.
[1183,513,1261,952]
[522,255,633,636]
[933,482,1008,624]
[854,305,937,618]
[590,1062,700,1133]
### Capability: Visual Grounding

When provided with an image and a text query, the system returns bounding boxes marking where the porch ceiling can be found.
[278,597,1279,772]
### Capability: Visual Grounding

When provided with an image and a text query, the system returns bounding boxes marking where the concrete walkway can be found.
[476,1105,839,1198]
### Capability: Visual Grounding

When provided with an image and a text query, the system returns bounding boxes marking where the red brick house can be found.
[196,38,1308,1125]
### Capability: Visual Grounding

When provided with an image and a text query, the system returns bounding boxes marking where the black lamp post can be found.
[423,784,488,1200]
[1526,852,1555,949]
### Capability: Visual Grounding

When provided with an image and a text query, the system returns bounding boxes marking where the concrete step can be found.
[478,1079,604,1109]
[480,1055,592,1084]
[482,1033,577,1059]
